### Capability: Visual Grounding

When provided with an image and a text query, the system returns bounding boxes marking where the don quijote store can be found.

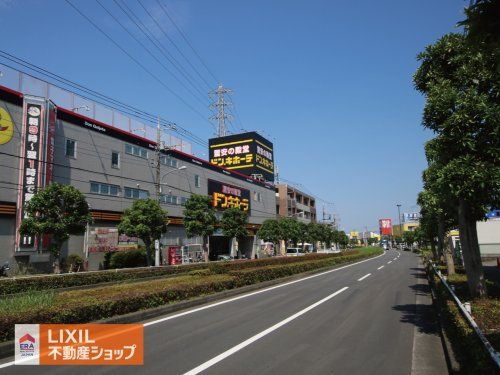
[0,83,276,272]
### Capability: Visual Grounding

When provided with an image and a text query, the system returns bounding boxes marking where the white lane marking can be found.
[0,252,386,369]
[393,258,397,261]
[143,250,386,327]
[357,273,371,282]
[182,287,349,375]
[388,261,392,264]
[377,265,384,270]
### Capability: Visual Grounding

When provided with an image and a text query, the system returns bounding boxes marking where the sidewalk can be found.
[411,260,451,375]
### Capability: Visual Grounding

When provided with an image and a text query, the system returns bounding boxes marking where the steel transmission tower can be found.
[210,84,233,137]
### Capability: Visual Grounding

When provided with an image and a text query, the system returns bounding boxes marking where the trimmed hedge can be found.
[0,252,358,296]
[427,264,497,374]
[0,248,382,342]
[0,274,236,342]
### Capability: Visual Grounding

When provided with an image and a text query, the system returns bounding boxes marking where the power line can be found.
[111,0,211,107]
[136,0,214,93]
[155,0,219,85]
[0,51,208,147]
[95,0,209,109]
[64,0,213,128]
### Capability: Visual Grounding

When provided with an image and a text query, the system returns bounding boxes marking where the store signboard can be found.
[87,227,138,253]
[403,212,420,223]
[208,179,251,212]
[209,131,274,182]
[16,98,46,250]
[379,218,393,236]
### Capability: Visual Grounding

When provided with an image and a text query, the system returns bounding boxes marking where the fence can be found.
[430,262,500,369]
[0,63,192,154]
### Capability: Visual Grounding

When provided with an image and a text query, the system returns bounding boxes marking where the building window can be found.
[65,139,77,158]
[160,194,178,204]
[90,182,119,196]
[254,191,261,202]
[124,187,149,199]
[180,197,188,206]
[194,175,200,188]
[160,155,178,168]
[125,144,148,159]
[111,151,120,169]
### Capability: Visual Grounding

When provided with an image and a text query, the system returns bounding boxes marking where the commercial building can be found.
[0,84,276,272]
[276,184,317,223]
[392,222,420,237]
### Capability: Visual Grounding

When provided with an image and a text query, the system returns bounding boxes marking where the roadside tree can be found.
[257,219,282,255]
[118,198,168,266]
[183,194,217,261]
[278,217,301,247]
[220,207,248,258]
[414,32,500,296]
[20,182,92,273]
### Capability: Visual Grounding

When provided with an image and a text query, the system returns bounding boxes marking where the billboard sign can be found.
[403,212,420,223]
[209,131,274,182]
[379,219,393,236]
[16,98,46,250]
[208,179,250,212]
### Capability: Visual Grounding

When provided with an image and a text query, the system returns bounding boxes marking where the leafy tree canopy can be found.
[183,194,217,239]
[20,182,92,257]
[220,207,248,240]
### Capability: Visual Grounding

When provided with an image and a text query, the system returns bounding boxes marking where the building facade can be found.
[276,184,316,223]
[0,85,276,272]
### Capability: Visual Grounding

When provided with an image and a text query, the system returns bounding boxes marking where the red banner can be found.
[379,219,393,236]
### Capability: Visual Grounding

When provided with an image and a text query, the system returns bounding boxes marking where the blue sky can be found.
[0,0,467,232]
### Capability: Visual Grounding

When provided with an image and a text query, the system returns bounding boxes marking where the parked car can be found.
[285,248,306,256]
[217,255,232,261]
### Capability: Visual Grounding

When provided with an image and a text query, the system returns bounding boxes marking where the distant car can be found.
[217,255,232,261]
[286,248,306,256]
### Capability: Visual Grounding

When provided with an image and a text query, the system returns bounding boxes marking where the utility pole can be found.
[155,116,162,202]
[210,84,233,137]
[396,204,402,238]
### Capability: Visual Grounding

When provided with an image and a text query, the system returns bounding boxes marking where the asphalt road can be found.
[0,249,448,374]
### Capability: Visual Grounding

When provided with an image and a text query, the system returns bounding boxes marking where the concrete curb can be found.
[0,253,381,360]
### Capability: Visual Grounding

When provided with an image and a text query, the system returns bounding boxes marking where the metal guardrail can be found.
[430,262,500,368]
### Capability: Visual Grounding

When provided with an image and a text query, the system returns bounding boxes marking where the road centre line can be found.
[143,250,386,328]
[182,287,350,375]
[377,265,384,270]
[388,261,392,264]
[357,273,371,282]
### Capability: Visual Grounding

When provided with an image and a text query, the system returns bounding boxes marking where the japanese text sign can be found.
[15,324,143,366]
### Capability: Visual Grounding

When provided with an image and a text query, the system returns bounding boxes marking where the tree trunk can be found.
[437,217,445,263]
[203,236,209,262]
[144,240,152,267]
[430,239,438,261]
[443,233,455,276]
[458,199,486,297]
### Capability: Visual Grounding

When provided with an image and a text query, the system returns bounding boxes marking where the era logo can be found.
[19,333,36,352]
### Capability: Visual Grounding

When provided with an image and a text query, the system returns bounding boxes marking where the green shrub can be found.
[0,248,381,296]
[427,264,497,374]
[109,249,147,269]
[66,254,84,272]
[0,248,382,342]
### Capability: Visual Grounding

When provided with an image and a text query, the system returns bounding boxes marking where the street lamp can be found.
[159,166,187,194]
[396,204,402,239]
